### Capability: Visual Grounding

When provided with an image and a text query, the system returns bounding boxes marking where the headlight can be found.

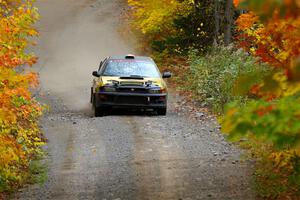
[149,89,160,94]
[149,88,166,94]
[99,86,116,92]
[107,80,119,85]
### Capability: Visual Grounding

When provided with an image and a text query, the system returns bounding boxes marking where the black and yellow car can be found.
[90,55,171,117]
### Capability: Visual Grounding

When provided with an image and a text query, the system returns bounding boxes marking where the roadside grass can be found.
[254,153,300,199]
[1,153,48,200]
[28,155,48,186]
[239,138,300,199]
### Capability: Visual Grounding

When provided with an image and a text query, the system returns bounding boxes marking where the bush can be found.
[186,45,270,113]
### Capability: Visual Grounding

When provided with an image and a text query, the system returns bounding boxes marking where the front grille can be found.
[117,87,147,93]
[99,94,166,105]
[116,96,147,104]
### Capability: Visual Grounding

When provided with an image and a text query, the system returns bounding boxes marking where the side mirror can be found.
[92,71,100,77]
[162,71,172,78]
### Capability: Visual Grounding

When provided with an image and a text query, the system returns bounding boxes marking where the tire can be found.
[92,94,105,117]
[157,107,167,116]
[90,88,93,103]
[95,106,105,117]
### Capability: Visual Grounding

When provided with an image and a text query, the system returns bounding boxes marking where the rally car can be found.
[90,54,171,117]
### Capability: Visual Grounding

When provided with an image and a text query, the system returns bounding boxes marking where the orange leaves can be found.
[26,72,39,87]
[235,0,300,98]
[0,0,44,193]
[236,12,258,30]
[235,0,300,20]
[0,0,39,70]
[255,105,274,117]
[222,1,300,197]
[233,0,243,7]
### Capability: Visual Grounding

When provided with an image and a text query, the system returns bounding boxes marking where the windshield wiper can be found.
[120,75,144,80]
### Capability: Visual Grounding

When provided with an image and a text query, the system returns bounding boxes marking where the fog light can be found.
[103,87,116,92]
[99,94,107,101]
[159,96,166,101]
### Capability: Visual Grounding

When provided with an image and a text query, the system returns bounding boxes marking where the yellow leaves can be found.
[282,82,300,97]
[276,51,289,62]
[250,47,256,53]
[0,135,25,168]
[0,0,44,192]
[128,0,192,36]
[0,109,17,124]
[270,150,300,171]
[28,28,38,36]
[220,107,238,133]
[251,70,300,99]
[0,0,39,69]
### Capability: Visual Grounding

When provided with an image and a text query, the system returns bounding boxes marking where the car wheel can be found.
[90,87,93,103]
[95,106,105,117]
[92,94,105,117]
[157,107,167,116]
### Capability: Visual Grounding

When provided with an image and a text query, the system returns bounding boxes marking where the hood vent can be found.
[119,81,144,86]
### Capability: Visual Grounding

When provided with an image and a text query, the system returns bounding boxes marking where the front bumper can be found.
[95,92,167,109]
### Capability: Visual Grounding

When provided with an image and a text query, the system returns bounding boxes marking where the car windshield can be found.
[102,60,161,78]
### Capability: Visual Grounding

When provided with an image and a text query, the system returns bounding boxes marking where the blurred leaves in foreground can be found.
[222,0,300,198]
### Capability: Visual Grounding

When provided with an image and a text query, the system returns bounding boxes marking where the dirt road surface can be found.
[14,0,255,199]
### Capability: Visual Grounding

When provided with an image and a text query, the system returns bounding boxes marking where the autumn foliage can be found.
[127,0,192,36]
[222,0,300,198]
[0,0,44,194]
[127,0,234,55]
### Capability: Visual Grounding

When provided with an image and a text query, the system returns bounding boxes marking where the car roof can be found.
[108,55,154,62]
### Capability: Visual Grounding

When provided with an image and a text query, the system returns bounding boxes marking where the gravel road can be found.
[13,0,255,199]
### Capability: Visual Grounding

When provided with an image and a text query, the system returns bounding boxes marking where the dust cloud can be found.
[34,0,134,113]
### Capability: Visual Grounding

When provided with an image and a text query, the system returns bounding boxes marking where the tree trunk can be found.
[224,0,233,45]
[193,0,200,12]
[214,0,220,45]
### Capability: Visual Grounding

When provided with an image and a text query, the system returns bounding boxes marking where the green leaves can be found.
[222,96,300,149]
